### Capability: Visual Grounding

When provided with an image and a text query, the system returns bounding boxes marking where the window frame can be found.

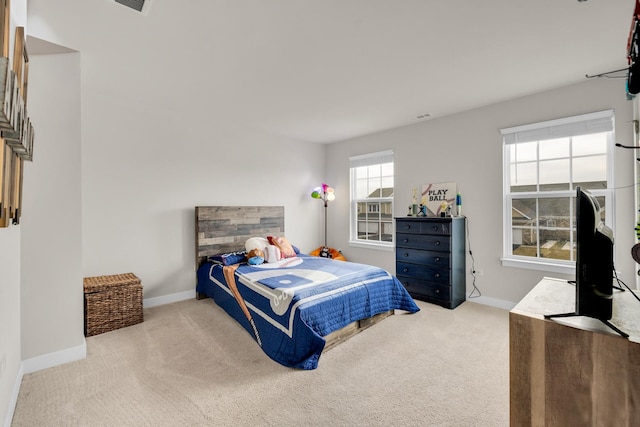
[349,150,395,251]
[501,110,615,274]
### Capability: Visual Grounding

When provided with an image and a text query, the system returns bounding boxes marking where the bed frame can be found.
[194,205,393,351]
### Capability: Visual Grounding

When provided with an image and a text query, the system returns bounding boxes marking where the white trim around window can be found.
[500,110,615,271]
[349,150,394,249]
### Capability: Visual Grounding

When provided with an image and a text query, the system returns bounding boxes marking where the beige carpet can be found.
[11,298,509,426]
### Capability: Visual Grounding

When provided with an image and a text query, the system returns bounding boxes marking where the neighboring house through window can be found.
[349,150,394,250]
[501,110,614,274]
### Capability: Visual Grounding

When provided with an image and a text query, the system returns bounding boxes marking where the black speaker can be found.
[632,243,640,264]
[629,63,640,95]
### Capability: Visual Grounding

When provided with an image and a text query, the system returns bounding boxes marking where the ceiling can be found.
[27,0,635,144]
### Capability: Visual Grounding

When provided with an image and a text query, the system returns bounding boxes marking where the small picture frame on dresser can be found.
[421,182,457,217]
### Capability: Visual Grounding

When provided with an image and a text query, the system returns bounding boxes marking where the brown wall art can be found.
[0,0,35,228]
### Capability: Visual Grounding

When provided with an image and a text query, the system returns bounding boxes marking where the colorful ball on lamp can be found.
[310,184,335,202]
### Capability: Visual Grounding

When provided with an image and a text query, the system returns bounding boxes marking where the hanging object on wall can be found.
[628,0,640,95]
[0,0,11,228]
[0,0,36,228]
[2,26,34,162]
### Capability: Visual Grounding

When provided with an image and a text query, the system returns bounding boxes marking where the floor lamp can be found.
[310,183,338,258]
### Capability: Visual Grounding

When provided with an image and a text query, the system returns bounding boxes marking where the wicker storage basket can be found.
[83,273,143,337]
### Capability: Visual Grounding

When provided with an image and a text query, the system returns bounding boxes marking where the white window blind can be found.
[349,150,394,168]
[501,110,614,145]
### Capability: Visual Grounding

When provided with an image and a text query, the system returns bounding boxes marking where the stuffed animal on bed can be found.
[245,235,303,263]
[245,237,282,263]
[309,246,346,261]
[246,248,265,265]
[245,237,269,265]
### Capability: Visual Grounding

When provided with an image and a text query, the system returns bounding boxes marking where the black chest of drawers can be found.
[395,217,466,309]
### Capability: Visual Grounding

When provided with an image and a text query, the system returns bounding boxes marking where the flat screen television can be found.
[544,187,627,338]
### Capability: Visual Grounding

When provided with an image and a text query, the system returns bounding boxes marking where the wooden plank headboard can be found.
[195,206,285,268]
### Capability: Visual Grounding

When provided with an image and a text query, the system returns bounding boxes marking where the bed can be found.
[195,206,420,370]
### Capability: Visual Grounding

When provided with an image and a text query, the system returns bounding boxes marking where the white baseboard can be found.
[3,362,23,427]
[467,295,516,311]
[22,341,86,375]
[143,289,195,308]
[17,290,194,378]
[4,290,194,425]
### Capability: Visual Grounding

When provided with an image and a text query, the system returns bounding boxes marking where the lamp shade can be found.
[310,184,335,202]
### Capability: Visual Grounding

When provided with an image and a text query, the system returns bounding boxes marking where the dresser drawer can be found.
[396,220,452,236]
[397,275,452,302]
[396,233,451,252]
[396,220,422,234]
[396,262,450,285]
[396,248,451,268]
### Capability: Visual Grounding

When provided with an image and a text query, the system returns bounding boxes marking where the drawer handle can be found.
[403,239,409,243]
[435,241,441,246]
[435,289,440,294]
[434,273,440,278]
[403,268,408,273]
[404,253,409,257]
[434,257,440,262]
[433,226,439,231]
[405,225,411,229]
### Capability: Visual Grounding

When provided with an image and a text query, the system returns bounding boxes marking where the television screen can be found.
[575,187,614,320]
[544,187,627,338]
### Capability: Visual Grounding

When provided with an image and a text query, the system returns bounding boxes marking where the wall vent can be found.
[115,0,145,12]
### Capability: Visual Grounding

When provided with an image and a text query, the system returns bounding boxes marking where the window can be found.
[349,150,394,249]
[501,110,614,273]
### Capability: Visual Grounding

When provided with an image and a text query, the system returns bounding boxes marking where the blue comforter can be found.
[196,255,419,370]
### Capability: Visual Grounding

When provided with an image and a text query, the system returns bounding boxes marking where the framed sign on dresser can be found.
[395,216,466,309]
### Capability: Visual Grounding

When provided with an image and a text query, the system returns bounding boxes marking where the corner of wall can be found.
[2,362,23,427]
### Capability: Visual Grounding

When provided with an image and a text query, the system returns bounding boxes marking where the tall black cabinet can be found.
[395,217,466,309]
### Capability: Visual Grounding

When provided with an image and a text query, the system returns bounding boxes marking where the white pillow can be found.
[245,237,269,253]
[264,245,281,263]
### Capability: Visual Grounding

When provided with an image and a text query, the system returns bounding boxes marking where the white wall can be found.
[0,226,21,426]
[327,77,635,307]
[27,0,326,301]
[20,51,84,362]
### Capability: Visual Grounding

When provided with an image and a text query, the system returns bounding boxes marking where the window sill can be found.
[501,257,574,276]
[348,240,395,252]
